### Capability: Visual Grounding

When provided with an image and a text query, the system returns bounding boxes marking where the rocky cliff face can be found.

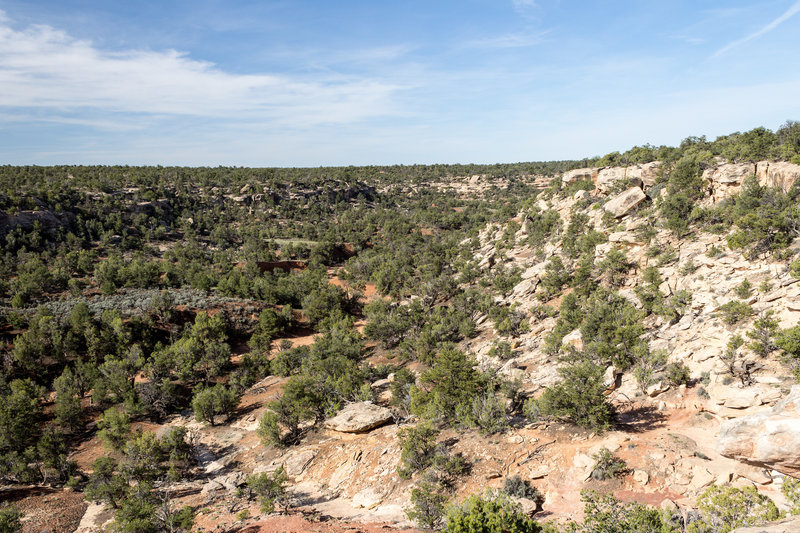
[459,159,800,520]
[702,160,800,204]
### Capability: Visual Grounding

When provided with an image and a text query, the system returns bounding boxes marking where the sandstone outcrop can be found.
[640,161,661,187]
[756,160,800,192]
[603,186,647,218]
[324,402,394,433]
[562,167,598,183]
[703,160,800,203]
[717,386,800,477]
[595,167,643,194]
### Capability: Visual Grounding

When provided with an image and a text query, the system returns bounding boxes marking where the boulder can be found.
[324,402,393,433]
[717,385,800,477]
[596,167,644,194]
[641,161,661,187]
[562,329,584,351]
[563,167,598,184]
[647,380,670,398]
[703,163,755,185]
[603,366,622,389]
[513,496,541,516]
[733,462,772,485]
[608,231,638,244]
[689,466,715,492]
[283,449,317,476]
[603,187,647,218]
[633,469,649,485]
[574,189,590,200]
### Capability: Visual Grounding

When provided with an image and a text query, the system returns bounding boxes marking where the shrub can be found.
[720,335,755,386]
[0,505,22,533]
[734,279,753,299]
[679,260,699,275]
[389,367,417,411]
[591,448,627,480]
[246,467,289,514]
[443,490,542,533]
[397,422,440,479]
[580,290,647,370]
[716,300,754,325]
[0,378,43,456]
[530,304,557,321]
[118,431,165,483]
[783,477,800,515]
[410,348,486,424]
[688,485,782,533]
[660,155,705,235]
[599,248,631,287]
[257,411,284,448]
[432,453,472,486]
[53,366,84,432]
[249,307,291,352]
[459,392,509,436]
[257,376,323,447]
[406,480,449,530]
[159,426,194,481]
[634,267,664,315]
[659,289,692,322]
[97,407,131,451]
[575,491,680,533]
[492,305,529,337]
[192,384,240,425]
[488,340,514,361]
[633,349,668,393]
[502,476,543,506]
[532,360,616,433]
[84,456,127,508]
[791,259,800,279]
[270,345,307,377]
[538,255,571,301]
[664,362,691,386]
[162,505,194,533]
[525,208,561,247]
[747,311,779,358]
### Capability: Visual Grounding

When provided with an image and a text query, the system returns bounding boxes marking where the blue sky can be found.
[1,0,799,166]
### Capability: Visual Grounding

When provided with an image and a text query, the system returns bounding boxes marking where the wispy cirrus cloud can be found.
[712,0,800,57]
[0,11,405,128]
[464,30,549,49]
[512,0,536,11]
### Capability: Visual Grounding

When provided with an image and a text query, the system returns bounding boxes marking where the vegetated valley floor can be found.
[2,140,800,533]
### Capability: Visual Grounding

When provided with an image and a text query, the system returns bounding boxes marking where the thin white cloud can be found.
[670,34,705,46]
[713,0,800,57]
[0,11,404,127]
[512,0,536,11]
[464,31,549,49]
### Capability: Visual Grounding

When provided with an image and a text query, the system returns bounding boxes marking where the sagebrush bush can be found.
[502,476,543,505]
[591,448,627,480]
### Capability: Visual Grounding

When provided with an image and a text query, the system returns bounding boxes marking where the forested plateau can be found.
[1,123,800,532]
